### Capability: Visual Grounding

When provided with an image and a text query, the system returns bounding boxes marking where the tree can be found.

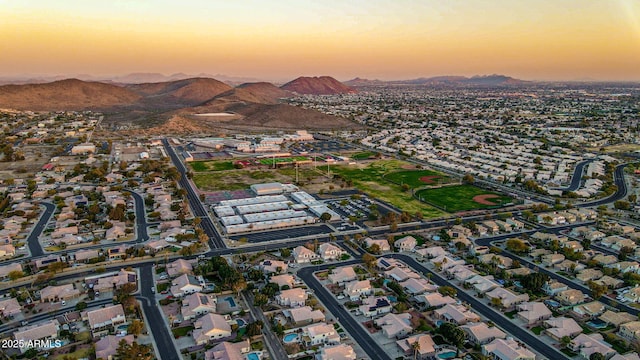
[116,340,153,360]
[438,286,457,297]
[47,261,67,274]
[412,339,421,360]
[246,320,263,337]
[490,297,503,308]
[362,253,377,269]
[614,200,631,210]
[7,270,24,281]
[505,238,529,254]
[590,353,605,360]
[521,273,549,293]
[369,243,381,255]
[619,246,634,261]
[439,322,465,348]
[462,173,474,184]
[128,319,144,337]
[320,212,332,222]
[587,280,608,300]
[75,301,87,311]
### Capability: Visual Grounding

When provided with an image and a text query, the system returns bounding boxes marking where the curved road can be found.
[578,164,628,208]
[559,159,591,192]
[27,202,56,257]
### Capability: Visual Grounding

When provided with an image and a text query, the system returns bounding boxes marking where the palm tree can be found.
[412,339,421,360]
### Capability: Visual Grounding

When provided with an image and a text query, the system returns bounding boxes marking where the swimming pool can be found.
[116,324,129,332]
[387,295,397,302]
[438,351,457,359]
[283,333,298,343]
[246,352,261,360]
[236,318,246,327]
[435,320,444,327]
[225,296,237,307]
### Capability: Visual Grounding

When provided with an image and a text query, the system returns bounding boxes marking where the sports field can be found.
[384,169,451,188]
[331,160,445,218]
[257,156,310,165]
[351,151,376,160]
[190,160,234,172]
[415,184,513,212]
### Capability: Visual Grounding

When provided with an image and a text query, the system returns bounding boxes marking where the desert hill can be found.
[0,79,141,111]
[205,82,291,106]
[126,78,233,107]
[393,74,527,86]
[281,76,356,95]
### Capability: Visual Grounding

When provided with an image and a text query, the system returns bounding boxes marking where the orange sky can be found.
[1,0,639,81]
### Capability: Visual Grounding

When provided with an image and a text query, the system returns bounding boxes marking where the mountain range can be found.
[345,74,528,86]
[0,76,361,132]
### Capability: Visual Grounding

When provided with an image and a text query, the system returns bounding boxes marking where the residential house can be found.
[167,259,194,277]
[170,274,203,297]
[316,344,357,360]
[571,301,606,319]
[106,221,127,241]
[542,280,569,296]
[434,304,480,325]
[13,320,60,354]
[73,249,100,263]
[593,254,618,266]
[385,266,420,282]
[396,334,436,359]
[181,292,217,321]
[569,333,616,360]
[554,260,585,273]
[270,274,295,289]
[375,313,413,339]
[286,306,325,326]
[328,266,357,284]
[0,244,16,258]
[293,246,319,263]
[622,287,640,303]
[34,254,61,270]
[465,275,500,294]
[482,221,499,234]
[543,317,583,340]
[395,235,417,252]
[193,313,232,345]
[358,296,393,318]
[88,269,138,292]
[619,321,640,342]
[84,304,126,334]
[609,261,640,274]
[0,298,21,318]
[447,265,478,282]
[556,289,586,306]
[461,322,507,345]
[107,245,128,261]
[344,280,372,301]
[517,302,552,325]
[541,253,565,267]
[276,288,308,307]
[204,340,250,360]
[419,246,446,258]
[0,262,23,279]
[610,354,640,360]
[258,259,288,274]
[400,277,436,295]
[318,243,345,261]
[594,275,624,289]
[40,284,81,302]
[576,269,603,283]
[301,322,340,346]
[485,288,529,310]
[416,292,456,309]
[364,238,391,252]
[599,310,637,327]
[482,338,535,360]
[478,254,513,269]
[95,335,134,360]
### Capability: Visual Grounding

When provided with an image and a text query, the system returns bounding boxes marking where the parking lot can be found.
[328,195,394,223]
[289,140,355,154]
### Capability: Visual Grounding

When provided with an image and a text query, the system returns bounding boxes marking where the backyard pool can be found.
[283,333,298,343]
[435,320,444,327]
[437,351,457,359]
[225,296,237,307]
[387,295,397,302]
[116,324,129,332]
[587,319,607,329]
[246,352,261,360]
[236,318,247,327]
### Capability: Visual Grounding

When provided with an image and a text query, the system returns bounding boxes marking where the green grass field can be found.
[351,151,376,160]
[190,160,235,172]
[331,160,445,218]
[384,169,450,188]
[193,169,279,191]
[415,184,513,212]
[257,156,310,165]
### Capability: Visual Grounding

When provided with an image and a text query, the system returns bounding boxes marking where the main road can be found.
[388,254,571,360]
[162,138,226,249]
[138,264,181,360]
[298,261,392,360]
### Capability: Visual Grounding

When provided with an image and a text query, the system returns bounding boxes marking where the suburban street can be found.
[26,202,56,257]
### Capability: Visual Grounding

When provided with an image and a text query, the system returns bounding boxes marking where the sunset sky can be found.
[2,0,639,81]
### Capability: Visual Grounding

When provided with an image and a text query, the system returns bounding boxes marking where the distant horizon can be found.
[1,71,640,84]
[2,1,639,82]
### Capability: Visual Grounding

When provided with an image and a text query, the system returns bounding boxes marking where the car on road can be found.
[151,287,155,294]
